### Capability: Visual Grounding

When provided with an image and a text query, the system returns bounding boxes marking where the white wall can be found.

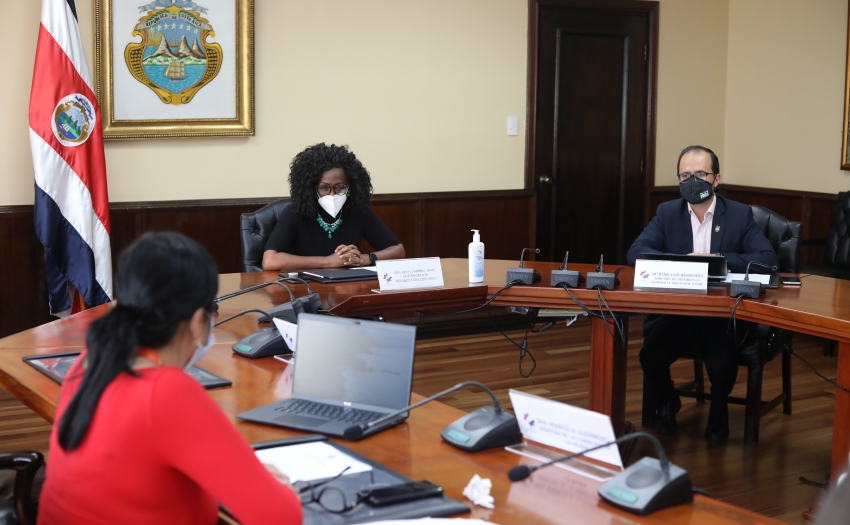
[723,0,850,192]
[654,0,730,186]
[2,0,529,205]
[3,0,848,206]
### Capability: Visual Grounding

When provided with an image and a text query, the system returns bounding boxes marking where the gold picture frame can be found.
[842,1,850,168]
[95,0,254,139]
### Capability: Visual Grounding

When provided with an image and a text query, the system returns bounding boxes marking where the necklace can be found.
[317,214,343,239]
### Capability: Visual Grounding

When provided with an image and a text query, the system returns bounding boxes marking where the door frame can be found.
[524,0,660,197]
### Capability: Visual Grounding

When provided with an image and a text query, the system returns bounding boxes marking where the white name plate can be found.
[374,257,444,291]
[508,389,622,468]
[634,259,708,292]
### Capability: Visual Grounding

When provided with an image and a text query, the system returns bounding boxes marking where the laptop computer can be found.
[237,313,417,438]
[639,253,728,284]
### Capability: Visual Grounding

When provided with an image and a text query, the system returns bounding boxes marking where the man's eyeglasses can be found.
[316,184,350,196]
[677,171,715,182]
[293,467,383,514]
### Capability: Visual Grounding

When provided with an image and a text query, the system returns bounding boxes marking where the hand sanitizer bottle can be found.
[469,230,485,283]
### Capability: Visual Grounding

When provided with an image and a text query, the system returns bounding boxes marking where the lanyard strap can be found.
[136,347,164,368]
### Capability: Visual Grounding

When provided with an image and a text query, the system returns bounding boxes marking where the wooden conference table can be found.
[0,259,790,524]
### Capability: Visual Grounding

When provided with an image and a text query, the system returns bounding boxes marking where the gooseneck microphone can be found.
[214,308,276,327]
[551,250,584,288]
[507,248,542,285]
[730,261,779,299]
[507,431,667,482]
[342,381,521,451]
[277,276,323,314]
[214,280,288,303]
[586,254,619,290]
[518,248,540,268]
[509,432,693,516]
[214,308,291,359]
[743,260,778,280]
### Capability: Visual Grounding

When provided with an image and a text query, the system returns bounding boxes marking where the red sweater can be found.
[38,355,302,525]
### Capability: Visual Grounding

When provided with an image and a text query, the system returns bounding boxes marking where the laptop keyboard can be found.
[274,399,384,424]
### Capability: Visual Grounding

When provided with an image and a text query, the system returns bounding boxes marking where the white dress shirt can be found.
[687,196,717,254]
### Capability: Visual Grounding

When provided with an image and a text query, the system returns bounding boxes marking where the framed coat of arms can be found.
[95,0,253,139]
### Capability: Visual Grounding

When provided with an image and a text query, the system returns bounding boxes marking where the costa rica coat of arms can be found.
[124,0,222,106]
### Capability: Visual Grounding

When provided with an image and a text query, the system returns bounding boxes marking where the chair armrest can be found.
[0,452,43,525]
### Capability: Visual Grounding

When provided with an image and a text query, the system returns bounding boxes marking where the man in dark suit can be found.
[626,145,777,440]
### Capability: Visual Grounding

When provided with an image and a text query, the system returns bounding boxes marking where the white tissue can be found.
[462,474,495,509]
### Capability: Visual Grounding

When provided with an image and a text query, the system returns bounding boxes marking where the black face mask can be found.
[679,177,714,204]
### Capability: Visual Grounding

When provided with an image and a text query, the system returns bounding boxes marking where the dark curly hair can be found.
[288,143,373,217]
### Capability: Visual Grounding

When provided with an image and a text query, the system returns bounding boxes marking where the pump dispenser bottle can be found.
[469,230,485,283]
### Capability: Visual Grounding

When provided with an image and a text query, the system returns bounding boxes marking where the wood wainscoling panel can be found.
[0,190,534,338]
[422,191,537,260]
[645,185,839,267]
[0,208,51,339]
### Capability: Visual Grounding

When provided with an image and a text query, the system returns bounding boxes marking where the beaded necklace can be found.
[317,214,343,239]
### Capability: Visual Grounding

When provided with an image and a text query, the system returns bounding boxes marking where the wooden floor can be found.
[0,314,837,523]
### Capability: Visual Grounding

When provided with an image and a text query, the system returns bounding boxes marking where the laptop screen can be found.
[292,314,416,411]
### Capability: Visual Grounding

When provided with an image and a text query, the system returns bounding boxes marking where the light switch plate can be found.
[507,116,518,136]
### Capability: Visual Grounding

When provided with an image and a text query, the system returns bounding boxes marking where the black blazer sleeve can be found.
[626,204,668,266]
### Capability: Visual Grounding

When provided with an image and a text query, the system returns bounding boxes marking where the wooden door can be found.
[528,0,658,264]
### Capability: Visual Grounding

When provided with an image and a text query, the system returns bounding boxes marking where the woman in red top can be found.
[38,232,302,525]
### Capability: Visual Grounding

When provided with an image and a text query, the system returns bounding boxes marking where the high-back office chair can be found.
[804,191,850,280]
[239,199,291,272]
[641,205,802,443]
[0,451,43,525]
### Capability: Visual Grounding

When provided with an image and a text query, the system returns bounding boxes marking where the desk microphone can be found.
[342,381,521,452]
[586,254,620,290]
[508,432,692,515]
[277,276,323,314]
[506,248,542,285]
[213,280,304,323]
[550,250,584,288]
[730,261,778,299]
[215,308,290,359]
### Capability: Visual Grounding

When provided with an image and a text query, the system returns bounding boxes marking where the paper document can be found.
[724,273,771,285]
[255,441,372,483]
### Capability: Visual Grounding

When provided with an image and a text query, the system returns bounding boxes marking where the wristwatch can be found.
[368,252,378,265]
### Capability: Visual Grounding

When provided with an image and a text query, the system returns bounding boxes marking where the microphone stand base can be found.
[232,328,292,359]
[598,456,693,515]
[441,406,522,452]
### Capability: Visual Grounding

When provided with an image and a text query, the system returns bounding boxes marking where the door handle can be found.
[538,175,552,184]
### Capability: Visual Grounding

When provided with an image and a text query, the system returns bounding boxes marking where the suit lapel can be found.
[710,196,726,253]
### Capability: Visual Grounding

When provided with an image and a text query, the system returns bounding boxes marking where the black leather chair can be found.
[641,205,802,443]
[804,191,850,281]
[0,451,43,525]
[239,199,291,272]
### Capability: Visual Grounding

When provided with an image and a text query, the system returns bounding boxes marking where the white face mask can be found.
[185,317,215,371]
[318,193,347,218]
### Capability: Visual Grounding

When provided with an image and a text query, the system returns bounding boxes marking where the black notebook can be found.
[295,267,378,284]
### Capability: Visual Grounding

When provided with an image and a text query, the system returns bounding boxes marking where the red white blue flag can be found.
[29,0,112,316]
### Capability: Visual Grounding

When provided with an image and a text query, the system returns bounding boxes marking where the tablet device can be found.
[22,351,232,389]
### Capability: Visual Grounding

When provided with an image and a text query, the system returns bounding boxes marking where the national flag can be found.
[29,0,113,316]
